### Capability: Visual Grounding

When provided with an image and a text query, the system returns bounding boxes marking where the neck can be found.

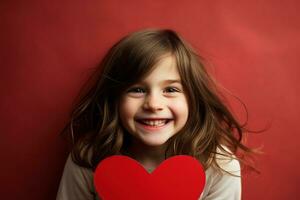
[125,138,167,172]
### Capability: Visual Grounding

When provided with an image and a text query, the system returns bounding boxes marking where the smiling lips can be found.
[136,118,172,130]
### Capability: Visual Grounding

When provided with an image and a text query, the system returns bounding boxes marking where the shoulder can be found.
[215,146,241,176]
[65,154,94,177]
[56,154,97,200]
[199,146,241,200]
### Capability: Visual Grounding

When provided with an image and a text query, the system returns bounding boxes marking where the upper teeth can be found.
[140,120,168,126]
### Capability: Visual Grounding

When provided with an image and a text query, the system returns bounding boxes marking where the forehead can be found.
[141,55,181,83]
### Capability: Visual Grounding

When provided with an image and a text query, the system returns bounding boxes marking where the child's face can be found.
[119,55,189,147]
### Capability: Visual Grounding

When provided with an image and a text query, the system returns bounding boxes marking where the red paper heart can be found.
[94,155,206,200]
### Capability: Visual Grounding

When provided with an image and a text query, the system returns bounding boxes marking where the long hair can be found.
[61,28,261,174]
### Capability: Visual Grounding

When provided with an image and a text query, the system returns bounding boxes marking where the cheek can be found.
[119,98,139,120]
[171,98,189,121]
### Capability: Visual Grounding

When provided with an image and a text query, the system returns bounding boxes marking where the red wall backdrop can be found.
[1,0,299,199]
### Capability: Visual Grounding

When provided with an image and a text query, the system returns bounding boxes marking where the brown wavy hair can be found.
[61,28,261,175]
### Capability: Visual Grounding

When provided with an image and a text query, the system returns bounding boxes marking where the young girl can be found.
[57,29,257,200]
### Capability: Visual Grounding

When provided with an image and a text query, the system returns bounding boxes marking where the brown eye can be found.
[164,87,180,93]
[127,87,145,93]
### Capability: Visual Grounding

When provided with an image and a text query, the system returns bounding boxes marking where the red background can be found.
[1,0,299,199]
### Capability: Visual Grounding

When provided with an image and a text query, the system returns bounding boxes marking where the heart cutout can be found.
[94,155,206,200]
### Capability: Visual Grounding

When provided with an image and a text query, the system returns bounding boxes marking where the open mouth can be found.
[136,119,172,127]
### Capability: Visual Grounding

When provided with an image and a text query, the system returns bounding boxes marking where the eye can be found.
[164,87,180,93]
[127,87,146,93]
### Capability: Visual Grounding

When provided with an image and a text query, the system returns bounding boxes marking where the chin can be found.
[140,138,170,147]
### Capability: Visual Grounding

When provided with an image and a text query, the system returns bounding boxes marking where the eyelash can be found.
[127,87,145,93]
[164,87,180,93]
[127,87,180,93]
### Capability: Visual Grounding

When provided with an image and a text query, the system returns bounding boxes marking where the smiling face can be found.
[119,55,189,147]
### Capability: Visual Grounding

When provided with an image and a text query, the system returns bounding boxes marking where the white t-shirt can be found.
[57,152,241,200]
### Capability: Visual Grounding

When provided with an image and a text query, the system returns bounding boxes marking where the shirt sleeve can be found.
[56,154,96,200]
[203,158,242,200]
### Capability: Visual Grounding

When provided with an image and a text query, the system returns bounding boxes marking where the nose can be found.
[142,92,164,111]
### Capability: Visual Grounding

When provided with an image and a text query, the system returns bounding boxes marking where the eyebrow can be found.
[138,79,182,85]
[163,79,182,84]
